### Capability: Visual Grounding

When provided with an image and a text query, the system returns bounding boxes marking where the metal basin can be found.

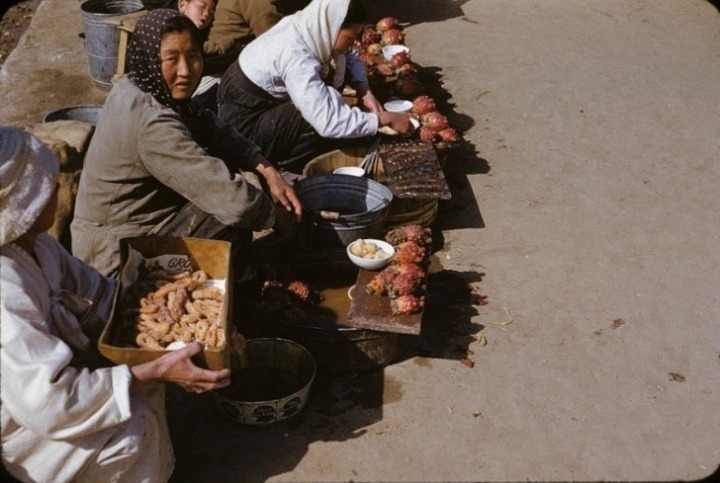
[211,338,316,426]
[294,174,393,250]
[43,105,103,125]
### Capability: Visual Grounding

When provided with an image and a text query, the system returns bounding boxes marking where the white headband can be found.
[0,127,59,246]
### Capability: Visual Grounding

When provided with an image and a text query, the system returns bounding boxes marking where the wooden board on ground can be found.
[346,268,423,335]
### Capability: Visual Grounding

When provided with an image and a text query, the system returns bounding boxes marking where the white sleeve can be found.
[284,53,379,138]
[1,254,132,440]
[43,235,117,337]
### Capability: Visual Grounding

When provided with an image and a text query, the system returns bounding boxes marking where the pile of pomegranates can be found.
[354,16,461,145]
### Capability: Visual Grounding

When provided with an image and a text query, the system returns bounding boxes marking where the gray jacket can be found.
[71,77,274,275]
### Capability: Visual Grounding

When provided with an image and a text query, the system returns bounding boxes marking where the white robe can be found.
[1,234,174,483]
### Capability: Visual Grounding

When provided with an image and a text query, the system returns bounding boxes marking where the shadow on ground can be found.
[706,0,720,12]
[417,64,489,232]
[365,0,473,27]
[167,369,385,482]
[368,0,491,232]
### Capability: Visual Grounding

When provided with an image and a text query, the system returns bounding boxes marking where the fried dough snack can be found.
[114,269,225,350]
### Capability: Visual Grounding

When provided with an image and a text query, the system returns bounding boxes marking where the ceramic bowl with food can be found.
[382,44,410,61]
[333,166,365,177]
[347,238,395,270]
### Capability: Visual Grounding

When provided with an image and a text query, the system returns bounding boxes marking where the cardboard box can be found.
[99,236,232,370]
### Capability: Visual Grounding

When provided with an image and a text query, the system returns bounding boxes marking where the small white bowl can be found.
[382,44,410,62]
[347,239,395,270]
[384,99,413,113]
[333,166,365,177]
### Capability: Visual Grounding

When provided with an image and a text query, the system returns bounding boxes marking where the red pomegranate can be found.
[381,28,405,46]
[376,16,399,32]
[361,28,381,46]
[390,51,411,69]
[412,96,436,116]
[421,111,449,131]
[366,43,382,55]
[395,63,418,79]
[437,128,460,143]
[418,126,439,142]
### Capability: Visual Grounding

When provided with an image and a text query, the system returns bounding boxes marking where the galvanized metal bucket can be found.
[294,174,393,251]
[80,0,144,87]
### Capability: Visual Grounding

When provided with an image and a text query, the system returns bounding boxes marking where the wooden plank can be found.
[345,268,424,335]
[288,250,424,335]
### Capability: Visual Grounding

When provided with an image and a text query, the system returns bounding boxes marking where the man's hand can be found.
[131,342,231,394]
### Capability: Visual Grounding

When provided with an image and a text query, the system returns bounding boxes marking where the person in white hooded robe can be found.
[217,0,413,174]
[0,127,232,483]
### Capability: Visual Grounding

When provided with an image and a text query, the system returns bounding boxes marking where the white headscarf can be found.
[293,0,350,63]
[293,0,351,87]
[0,127,59,246]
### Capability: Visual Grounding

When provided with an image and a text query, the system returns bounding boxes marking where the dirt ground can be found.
[0,1,39,68]
[2,0,720,482]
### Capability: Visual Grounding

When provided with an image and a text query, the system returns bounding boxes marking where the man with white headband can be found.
[1,127,231,482]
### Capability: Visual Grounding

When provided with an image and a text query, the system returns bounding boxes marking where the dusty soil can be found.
[0,0,39,68]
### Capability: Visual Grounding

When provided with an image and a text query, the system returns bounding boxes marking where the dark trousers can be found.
[217,61,330,174]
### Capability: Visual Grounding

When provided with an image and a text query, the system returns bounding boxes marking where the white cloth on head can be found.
[292,0,350,65]
[0,127,59,246]
[292,0,350,89]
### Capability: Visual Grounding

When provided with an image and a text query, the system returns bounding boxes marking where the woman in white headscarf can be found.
[0,127,232,483]
[217,0,413,174]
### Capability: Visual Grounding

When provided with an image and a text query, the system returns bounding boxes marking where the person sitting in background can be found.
[0,127,232,483]
[217,0,413,174]
[177,0,216,32]
[194,0,284,110]
[71,9,301,278]
[163,0,285,112]
[177,0,220,110]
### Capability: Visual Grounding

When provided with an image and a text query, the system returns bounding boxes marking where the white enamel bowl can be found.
[384,99,413,113]
[333,166,365,177]
[382,44,410,61]
[346,239,395,270]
